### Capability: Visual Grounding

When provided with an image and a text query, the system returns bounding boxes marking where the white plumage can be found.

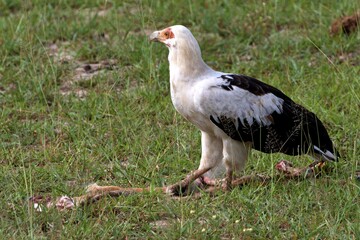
[149,25,339,187]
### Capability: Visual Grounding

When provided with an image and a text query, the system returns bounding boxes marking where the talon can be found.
[166,184,189,196]
[221,181,232,191]
[222,170,233,191]
[200,176,218,186]
[166,178,205,196]
[166,168,212,196]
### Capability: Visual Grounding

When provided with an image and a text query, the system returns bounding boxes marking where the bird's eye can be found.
[163,29,174,39]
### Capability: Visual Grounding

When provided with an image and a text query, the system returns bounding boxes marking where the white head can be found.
[149,25,211,78]
[149,25,200,51]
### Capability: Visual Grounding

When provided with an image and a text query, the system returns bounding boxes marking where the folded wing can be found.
[196,74,339,160]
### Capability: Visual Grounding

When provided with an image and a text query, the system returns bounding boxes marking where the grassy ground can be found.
[0,0,359,239]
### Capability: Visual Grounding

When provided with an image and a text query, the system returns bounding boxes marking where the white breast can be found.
[170,78,216,133]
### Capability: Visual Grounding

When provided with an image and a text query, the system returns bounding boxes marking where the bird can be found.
[149,25,339,192]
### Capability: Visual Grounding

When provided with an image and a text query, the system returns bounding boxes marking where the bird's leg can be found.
[220,140,251,191]
[199,167,243,191]
[223,169,234,191]
[194,131,225,188]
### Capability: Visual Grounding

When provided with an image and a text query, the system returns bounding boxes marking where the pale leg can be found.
[166,131,223,195]
[198,131,224,178]
[222,138,251,190]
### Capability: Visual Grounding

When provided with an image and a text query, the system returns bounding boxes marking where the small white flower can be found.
[243,228,253,232]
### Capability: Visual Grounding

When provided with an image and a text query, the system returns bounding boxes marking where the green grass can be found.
[1,0,359,239]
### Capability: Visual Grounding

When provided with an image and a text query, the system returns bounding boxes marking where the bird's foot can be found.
[198,174,270,194]
[166,178,204,196]
[198,176,231,191]
[199,172,267,193]
[223,170,234,191]
[166,168,212,196]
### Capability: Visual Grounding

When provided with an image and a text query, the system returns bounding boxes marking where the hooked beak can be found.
[149,31,161,42]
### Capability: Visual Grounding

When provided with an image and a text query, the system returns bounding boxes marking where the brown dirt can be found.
[330,11,360,35]
[47,42,117,98]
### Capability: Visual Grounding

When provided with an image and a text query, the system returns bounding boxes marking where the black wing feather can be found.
[212,74,339,160]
